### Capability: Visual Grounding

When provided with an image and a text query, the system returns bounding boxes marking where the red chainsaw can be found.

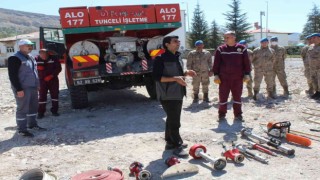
[267,121,312,147]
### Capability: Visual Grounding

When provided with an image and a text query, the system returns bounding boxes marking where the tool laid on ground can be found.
[267,121,312,147]
[310,129,320,132]
[241,128,295,155]
[246,141,277,156]
[71,168,124,180]
[162,156,198,179]
[189,144,227,170]
[236,144,269,164]
[165,156,180,167]
[129,161,151,180]
[220,142,245,163]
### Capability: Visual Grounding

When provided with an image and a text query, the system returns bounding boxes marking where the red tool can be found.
[241,128,295,155]
[165,156,180,167]
[247,141,277,156]
[267,121,312,147]
[189,144,227,170]
[129,161,151,180]
[236,144,269,164]
[220,142,245,163]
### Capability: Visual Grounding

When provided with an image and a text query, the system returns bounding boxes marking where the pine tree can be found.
[223,0,252,42]
[208,20,223,49]
[188,3,209,48]
[301,4,320,39]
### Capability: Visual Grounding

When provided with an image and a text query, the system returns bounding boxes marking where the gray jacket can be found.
[14,52,39,89]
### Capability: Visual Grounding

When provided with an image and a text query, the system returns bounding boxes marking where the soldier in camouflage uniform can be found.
[239,40,254,97]
[252,38,276,100]
[187,40,212,102]
[301,35,313,95]
[270,36,289,97]
[307,33,320,99]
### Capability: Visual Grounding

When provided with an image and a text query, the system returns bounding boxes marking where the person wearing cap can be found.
[35,49,62,119]
[270,36,289,97]
[211,31,251,122]
[152,35,196,157]
[252,38,276,100]
[307,33,320,99]
[186,40,212,102]
[239,40,254,98]
[300,35,314,95]
[7,39,46,137]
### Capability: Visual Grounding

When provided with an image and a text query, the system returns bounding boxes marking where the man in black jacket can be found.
[153,35,196,157]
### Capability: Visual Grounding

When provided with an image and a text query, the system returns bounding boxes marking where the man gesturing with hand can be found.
[153,35,196,157]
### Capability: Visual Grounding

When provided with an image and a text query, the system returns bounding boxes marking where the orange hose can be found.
[286,133,312,147]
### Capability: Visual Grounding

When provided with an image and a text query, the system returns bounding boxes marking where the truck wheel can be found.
[69,85,88,109]
[145,78,157,100]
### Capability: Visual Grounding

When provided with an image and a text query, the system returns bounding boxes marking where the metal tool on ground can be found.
[247,141,277,156]
[236,144,269,164]
[165,156,180,167]
[220,142,245,163]
[310,129,320,132]
[189,144,227,170]
[129,161,151,180]
[267,121,312,147]
[241,128,295,155]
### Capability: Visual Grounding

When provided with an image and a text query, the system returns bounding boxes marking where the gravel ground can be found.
[0,58,319,180]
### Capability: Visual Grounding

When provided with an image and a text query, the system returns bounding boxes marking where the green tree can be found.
[301,4,320,39]
[223,0,252,41]
[188,3,209,48]
[208,20,223,49]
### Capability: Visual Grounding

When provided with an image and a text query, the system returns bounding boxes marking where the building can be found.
[247,22,301,48]
[0,32,40,66]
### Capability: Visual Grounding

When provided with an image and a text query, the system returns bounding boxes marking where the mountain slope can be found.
[0,8,60,38]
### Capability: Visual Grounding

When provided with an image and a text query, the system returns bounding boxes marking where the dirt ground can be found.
[0,58,320,180]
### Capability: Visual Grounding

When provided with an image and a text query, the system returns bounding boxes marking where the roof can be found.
[0,32,39,42]
[248,29,293,34]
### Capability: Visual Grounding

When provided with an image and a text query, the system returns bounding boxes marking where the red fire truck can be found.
[40,4,182,109]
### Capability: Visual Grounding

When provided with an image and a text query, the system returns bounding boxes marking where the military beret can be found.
[305,35,311,39]
[270,36,278,41]
[195,40,204,46]
[309,33,320,38]
[238,40,247,45]
[260,38,269,43]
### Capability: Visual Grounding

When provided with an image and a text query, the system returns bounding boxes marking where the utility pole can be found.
[181,2,190,32]
[260,11,265,39]
[266,1,269,38]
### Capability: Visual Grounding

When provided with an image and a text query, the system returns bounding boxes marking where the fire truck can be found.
[40,4,182,109]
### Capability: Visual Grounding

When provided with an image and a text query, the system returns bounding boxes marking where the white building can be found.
[0,32,40,66]
[247,22,301,48]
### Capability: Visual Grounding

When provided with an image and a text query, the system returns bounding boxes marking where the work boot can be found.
[273,86,277,97]
[203,93,210,102]
[247,88,253,98]
[253,90,259,100]
[307,84,314,95]
[268,91,276,99]
[311,91,320,99]
[193,94,199,103]
[283,86,289,97]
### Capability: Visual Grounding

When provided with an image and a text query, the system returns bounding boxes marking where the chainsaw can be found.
[267,121,311,147]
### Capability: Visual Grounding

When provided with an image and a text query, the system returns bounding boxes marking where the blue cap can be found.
[195,40,204,46]
[309,33,320,38]
[260,38,269,43]
[305,35,311,39]
[238,40,247,45]
[270,36,278,41]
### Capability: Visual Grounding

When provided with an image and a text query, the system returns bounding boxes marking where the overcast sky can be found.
[1,0,318,33]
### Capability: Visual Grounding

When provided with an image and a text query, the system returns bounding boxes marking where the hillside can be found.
[0,8,60,38]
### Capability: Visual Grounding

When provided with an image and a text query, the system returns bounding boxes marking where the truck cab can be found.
[40,4,182,109]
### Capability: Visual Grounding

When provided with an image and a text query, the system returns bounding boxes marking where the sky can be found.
[0,0,318,33]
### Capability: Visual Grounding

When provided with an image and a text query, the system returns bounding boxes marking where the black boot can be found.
[253,90,259,100]
[311,91,320,99]
[268,91,276,99]
[193,94,199,103]
[203,93,209,102]
[283,86,289,97]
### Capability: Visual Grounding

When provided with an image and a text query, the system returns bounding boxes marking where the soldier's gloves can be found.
[214,75,221,84]
[44,75,54,82]
[243,75,250,83]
